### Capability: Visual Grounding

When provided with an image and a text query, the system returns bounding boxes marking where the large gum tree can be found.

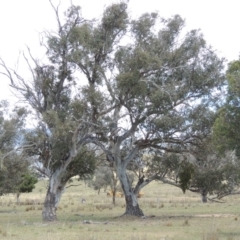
[0,3,94,221]
[68,6,224,215]
[1,1,225,218]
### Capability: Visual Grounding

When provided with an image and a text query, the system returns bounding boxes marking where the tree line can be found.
[0,1,240,221]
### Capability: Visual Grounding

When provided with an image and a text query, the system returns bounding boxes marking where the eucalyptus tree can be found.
[82,13,225,216]
[181,133,240,202]
[136,108,240,203]
[67,6,225,215]
[1,2,225,218]
[148,140,240,203]
[213,59,240,157]
[0,4,98,220]
[159,138,240,203]
[0,2,128,221]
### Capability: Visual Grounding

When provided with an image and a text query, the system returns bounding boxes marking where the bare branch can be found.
[49,0,62,35]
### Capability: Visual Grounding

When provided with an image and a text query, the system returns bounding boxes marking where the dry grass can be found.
[0,179,239,239]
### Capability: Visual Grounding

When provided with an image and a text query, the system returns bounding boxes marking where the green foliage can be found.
[18,173,38,193]
[187,139,240,198]
[213,59,240,157]
[90,166,114,192]
[0,155,32,195]
[190,162,240,197]
[0,101,32,196]
[178,162,195,193]
[0,102,27,153]
[64,147,96,182]
[0,1,227,217]
[226,60,240,95]
[212,108,239,155]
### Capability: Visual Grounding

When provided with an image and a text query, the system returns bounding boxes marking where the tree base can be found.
[124,204,144,217]
[42,208,58,221]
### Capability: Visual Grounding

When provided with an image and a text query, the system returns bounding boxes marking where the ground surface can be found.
[0,179,239,240]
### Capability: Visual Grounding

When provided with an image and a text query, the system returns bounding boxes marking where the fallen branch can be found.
[207,198,225,203]
[65,184,81,189]
[83,220,109,224]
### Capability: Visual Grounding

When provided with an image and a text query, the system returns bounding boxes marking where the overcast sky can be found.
[0,0,240,102]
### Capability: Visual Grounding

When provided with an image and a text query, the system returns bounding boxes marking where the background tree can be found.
[185,137,240,202]
[0,157,38,204]
[16,172,38,204]
[0,100,28,160]
[0,4,98,221]
[91,165,119,205]
[213,59,240,157]
[140,139,240,203]
[90,164,135,205]
[91,166,114,194]
[0,100,37,203]
[179,142,240,203]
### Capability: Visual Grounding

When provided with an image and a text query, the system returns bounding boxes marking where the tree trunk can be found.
[112,188,116,205]
[42,169,66,221]
[117,164,144,216]
[201,189,208,203]
[16,192,20,205]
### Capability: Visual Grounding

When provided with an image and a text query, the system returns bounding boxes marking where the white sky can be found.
[0,0,240,103]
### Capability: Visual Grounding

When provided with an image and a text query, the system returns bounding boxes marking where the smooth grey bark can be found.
[116,163,144,216]
[42,169,66,221]
[111,170,118,205]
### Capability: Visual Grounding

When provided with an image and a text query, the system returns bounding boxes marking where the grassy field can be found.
[0,179,239,240]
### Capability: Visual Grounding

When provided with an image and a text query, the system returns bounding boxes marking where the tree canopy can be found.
[0,101,37,199]
[0,1,226,219]
[213,59,240,156]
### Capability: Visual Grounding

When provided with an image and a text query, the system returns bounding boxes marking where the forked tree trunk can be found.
[117,164,144,216]
[42,169,66,221]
